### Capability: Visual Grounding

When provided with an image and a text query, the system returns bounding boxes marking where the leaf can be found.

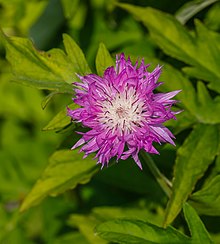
[20,150,98,211]
[183,203,214,243]
[43,103,79,132]
[164,110,197,134]
[164,124,219,226]
[63,33,91,75]
[1,31,90,92]
[92,204,165,226]
[175,0,218,25]
[68,215,107,244]
[95,203,213,244]
[143,57,220,125]
[205,2,220,31]
[190,174,220,216]
[193,82,220,124]
[182,20,220,93]
[118,4,220,93]
[61,0,80,19]
[156,59,220,124]
[54,232,89,244]
[95,43,114,76]
[95,219,190,244]
[41,91,61,109]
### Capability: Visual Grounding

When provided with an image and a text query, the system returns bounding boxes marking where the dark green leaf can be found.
[20,150,98,211]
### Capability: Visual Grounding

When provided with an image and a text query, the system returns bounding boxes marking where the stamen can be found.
[98,88,144,132]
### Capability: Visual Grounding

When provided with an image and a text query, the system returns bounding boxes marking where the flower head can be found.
[68,54,180,169]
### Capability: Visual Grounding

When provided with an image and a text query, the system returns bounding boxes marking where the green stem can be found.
[140,151,172,198]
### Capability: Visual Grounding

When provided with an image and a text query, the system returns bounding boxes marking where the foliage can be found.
[1,0,220,243]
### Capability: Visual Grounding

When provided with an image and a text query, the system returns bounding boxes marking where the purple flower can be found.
[68,54,180,169]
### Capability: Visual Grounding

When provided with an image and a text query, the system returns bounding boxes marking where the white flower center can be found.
[98,88,145,133]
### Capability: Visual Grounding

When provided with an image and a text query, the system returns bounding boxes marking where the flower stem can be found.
[140,151,172,198]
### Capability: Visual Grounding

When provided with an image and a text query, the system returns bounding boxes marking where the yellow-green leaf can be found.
[63,33,91,75]
[43,103,79,132]
[95,43,114,76]
[20,150,98,211]
[118,4,220,93]
[1,31,90,92]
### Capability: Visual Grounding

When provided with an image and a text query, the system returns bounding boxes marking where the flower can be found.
[67,53,180,169]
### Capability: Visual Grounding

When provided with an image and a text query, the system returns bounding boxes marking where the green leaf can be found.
[61,0,80,19]
[175,0,218,25]
[95,203,213,244]
[1,31,90,92]
[41,91,61,109]
[153,58,220,124]
[164,110,197,134]
[63,33,91,75]
[143,57,220,125]
[95,43,114,76]
[95,219,190,244]
[68,215,107,244]
[183,203,214,243]
[182,20,220,93]
[118,4,220,93]
[20,150,98,211]
[92,204,165,226]
[164,124,219,226]
[193,82,220,124]
[190,174,220,216]
[54,232,89,244]
[205,2,220,31]
[43,103,79,132]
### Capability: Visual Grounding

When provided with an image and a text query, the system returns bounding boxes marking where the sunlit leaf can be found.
[95,42,114,76]
[92,204,164,226]
[43,103,79,132]
[95,203,213,244]
[175,0,218,25]
[1,31,90,92]
[164,124,219,226]
[143,57,220,124]
[118,4,220,93]
[63,33,91,75]
[69,215,107,244]
[20,150,98,211]
[95,219,190,244]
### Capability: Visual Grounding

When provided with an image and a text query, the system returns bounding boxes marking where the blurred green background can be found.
[1,0,220,243]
